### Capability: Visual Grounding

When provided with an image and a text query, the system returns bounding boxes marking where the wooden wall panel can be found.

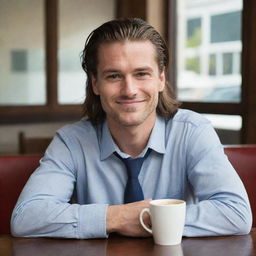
[116,0,147,20]
[241,0,256,143]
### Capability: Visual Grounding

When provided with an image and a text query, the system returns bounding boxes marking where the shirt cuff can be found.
[78,204,108,239]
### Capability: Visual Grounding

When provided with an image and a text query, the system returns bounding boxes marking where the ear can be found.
[91,75,100,95]
[158,68,166,92]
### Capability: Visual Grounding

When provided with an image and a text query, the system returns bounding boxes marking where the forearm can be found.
[106,200,152,237]
[106,204,122,233]
[11,200,108,239]
[184,197,252,237]
[185,125,252,236]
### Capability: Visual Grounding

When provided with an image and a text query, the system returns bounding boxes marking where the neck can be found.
[107,115,156,158]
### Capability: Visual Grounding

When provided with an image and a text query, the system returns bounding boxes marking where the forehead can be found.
[96,40,158,69]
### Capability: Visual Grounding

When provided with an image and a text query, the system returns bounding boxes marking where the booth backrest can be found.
[18,131,52,154]
[224,145,256,227]
[0,155,41,234]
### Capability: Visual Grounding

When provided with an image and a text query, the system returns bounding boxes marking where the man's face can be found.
[92,40,165,128]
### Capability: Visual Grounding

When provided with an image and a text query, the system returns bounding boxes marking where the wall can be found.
[0,122,68,155]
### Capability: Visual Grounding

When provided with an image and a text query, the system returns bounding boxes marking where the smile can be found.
[116,100,145,106]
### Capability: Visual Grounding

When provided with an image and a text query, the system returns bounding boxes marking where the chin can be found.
[109,109,156,127]
[115,115,148,127]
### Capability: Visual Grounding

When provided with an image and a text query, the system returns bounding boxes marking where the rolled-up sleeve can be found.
[11,133,108,239]
[183,122,252,236]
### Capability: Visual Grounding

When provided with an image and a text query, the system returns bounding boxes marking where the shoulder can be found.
[56,119,98,141]
[171,109,210,127]
[163,109,213,141]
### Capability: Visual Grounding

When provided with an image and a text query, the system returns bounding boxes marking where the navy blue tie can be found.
[115,150,151,203]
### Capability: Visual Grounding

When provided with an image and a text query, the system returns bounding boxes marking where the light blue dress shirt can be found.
[11,109,252,239]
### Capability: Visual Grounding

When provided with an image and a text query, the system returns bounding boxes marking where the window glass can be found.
[187,18,201,47]
[222,52,233,75]
[0,0,46,105]
[185,57,200,74]
[58,0,115,104]
[211,11,241,43]
[209,54,216,76]
[176,0,242,103]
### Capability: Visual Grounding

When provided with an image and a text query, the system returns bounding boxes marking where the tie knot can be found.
[114,150,151,178]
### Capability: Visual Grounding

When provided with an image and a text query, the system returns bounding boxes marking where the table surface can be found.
[0,228,255,256]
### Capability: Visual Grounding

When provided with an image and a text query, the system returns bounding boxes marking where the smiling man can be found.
[11,18,252,239]
[92,40,165,157]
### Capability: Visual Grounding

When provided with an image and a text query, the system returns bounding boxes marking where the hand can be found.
[106,199,152,237]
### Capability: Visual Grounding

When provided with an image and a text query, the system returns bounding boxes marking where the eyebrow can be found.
[102,66,154,75]
[102,69,120,75]
[134,66,154,72]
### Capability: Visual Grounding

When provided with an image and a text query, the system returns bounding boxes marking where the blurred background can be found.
[0,0,255,155]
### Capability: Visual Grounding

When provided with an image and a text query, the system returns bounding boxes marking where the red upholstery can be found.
[0,155,41,234]
[224,145,256,227]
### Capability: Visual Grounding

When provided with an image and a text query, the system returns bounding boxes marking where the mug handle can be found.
[139,208,152,234]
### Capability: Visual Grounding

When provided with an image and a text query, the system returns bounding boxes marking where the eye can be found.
[106,73,122,81]
[135,72,150,79]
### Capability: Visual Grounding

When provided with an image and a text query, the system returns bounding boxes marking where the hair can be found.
[81,18,180,124]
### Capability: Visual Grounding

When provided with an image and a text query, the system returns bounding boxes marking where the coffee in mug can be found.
[139,199,186,246]
[155,201,183,205]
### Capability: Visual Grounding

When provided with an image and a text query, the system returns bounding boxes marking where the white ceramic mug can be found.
[139,199,186,246]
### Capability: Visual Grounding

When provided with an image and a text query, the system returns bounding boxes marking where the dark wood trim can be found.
[241,0,256,143]
[116,0,147,20]
[167,0,177,92]
[0,105,82,124]
[163,0,169,42]
[180,102,242,115]
[45,0,58,107]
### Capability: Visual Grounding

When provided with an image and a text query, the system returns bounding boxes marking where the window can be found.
[187,18,201,47]
[169,0,256,143]
[176,0,242,103]
[0,0,115,123]
[57,0,114,104]
[174,0,243,143]
[209,54,216,76]
[211,11,241,43]
[0,0,46,106]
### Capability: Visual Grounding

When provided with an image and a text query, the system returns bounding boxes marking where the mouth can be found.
[116,99,145,107]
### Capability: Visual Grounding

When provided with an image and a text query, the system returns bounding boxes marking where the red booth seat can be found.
[224,145,256,228]
[0,155,41,234]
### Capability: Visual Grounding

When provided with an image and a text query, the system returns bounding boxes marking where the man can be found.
[11,18,252,239]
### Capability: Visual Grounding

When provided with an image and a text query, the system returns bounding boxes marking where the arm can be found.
[184,123,252,236]
[106,199,151,237]
[11,133,108,239]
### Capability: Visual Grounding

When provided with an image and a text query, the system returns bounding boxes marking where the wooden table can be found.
[0,228,255,256]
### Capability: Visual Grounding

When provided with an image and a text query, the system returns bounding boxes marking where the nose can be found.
[121,76,138,97]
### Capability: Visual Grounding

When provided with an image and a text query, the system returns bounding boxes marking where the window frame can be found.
[0,0,85,124]
[167,0,256,143]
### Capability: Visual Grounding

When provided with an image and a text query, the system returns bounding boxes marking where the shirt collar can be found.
[99,116,166,161]
[99,121,117,160]
[146,115,166,155]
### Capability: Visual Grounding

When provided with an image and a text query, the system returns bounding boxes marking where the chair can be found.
[224,145,256,227]
[0,155,41,234]
[18,131,52,154]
